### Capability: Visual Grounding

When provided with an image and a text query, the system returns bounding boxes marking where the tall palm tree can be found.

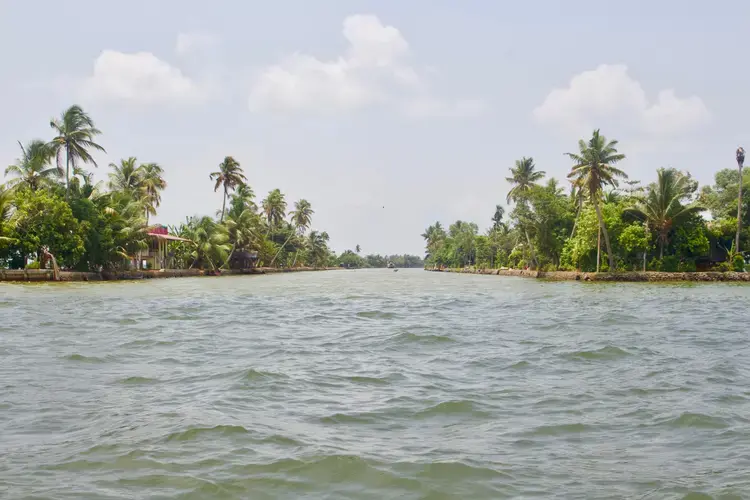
[271,199,314,266]
[5,140,59,191]
[306,230,330,268]
[626,168,703,259]
[506,157,545,269]
[736,147,745,255]
[49,105,105,197]
[491,204,505,231]
[108,157,142,194]
[210,156,246,222]
[566,129,627,271]
[506,157,545,204]
[262,189,287,232]
[228,183,257,219]
[139,162,167,224]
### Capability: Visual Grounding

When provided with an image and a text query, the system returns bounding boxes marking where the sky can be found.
[0,0,745,255]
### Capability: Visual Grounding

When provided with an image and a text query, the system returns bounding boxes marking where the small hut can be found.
[228,250,259,270]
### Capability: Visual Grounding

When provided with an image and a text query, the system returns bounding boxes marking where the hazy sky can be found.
[0,1,744,255]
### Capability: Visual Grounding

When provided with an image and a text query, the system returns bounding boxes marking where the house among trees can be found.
[143,225,191,270]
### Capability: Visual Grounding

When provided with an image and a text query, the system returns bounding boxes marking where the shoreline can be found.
[0,267,340,283]
[426,267,750,282]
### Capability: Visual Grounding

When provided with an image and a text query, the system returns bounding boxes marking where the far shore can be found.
[426,267,750,282]
[0,267,341,283]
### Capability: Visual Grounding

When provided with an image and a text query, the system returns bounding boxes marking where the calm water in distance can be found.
[2,269,750,499]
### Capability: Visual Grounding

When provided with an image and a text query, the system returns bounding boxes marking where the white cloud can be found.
[248,14,482,117]
[533,64,710,137]
[82,50,206,105]
[175,32,218,55]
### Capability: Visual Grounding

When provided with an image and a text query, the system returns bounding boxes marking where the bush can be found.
[733,254,745,272]
[25,261,40,269]
[648,258,662,272]
[660,255,680,272]
[677,260,697,272]
[716,261,732,272]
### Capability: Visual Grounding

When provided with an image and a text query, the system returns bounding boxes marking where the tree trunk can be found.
[65,147,70,199]
[270,231,295,267]
[596,225,601,273]
[524,229,537,269]
[643,251,647,272]
[660,239,664,260]
[570,199,583,239]
[737,162,743,255]
[221,185,227,222]
[593,198,615,271]
[222,243,236,269]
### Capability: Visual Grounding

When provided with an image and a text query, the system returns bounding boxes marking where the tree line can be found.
[0,104,346,271]
[423,130,747,273]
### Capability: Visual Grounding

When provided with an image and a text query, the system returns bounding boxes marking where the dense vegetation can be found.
[423,130,748,273]
[0,105,356,271]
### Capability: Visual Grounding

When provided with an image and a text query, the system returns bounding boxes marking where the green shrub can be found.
[716,261,732,272]
[660,255,680,272]
[25,261,40,269]
[733,254,745,272]
[648,258,662,271]
[677,260,697,272]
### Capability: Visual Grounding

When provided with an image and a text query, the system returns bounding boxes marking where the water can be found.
[2,270,750,499]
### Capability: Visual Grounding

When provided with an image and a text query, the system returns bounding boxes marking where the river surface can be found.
[2,270,750,499]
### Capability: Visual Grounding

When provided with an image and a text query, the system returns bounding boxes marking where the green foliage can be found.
[733,254,745,272]
[660,255,680,272]
[678,260,697,272]
[8,189,85,267]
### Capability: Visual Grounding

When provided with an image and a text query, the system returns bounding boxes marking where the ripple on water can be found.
[62,353,107,363]
[356,310,398,320]
[659,412,730,429]
[563,345,631,360]
[165,425,251,442]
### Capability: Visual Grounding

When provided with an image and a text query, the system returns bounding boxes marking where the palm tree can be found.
[139,163,167,224]
[108,157,142,193]
[506,157,546,204]
[626,168,703,259]
[506,157,545,269]
[49,105,105,198]
[491,204,506,231]
[5,140,59,191]
[271,199,314,266]
[222,209,262,268]
[566,129,627,272]
[306,230,330,268]
[736,147,745,255]
[355,244,361,254]
[210,156,246,222]
[228,183,257,219]
[262,189,287,232]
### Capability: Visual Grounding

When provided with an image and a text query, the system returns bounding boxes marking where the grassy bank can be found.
[0,267,340,282]
[426,267,750,282]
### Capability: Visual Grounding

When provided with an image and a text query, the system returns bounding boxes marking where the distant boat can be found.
[387,261,395,269]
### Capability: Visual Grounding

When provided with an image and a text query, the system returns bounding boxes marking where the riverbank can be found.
[0,267,339,282]
[427,267,750,282]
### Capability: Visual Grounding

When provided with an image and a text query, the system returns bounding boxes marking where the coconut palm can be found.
[49,105,105,197]
[566,129,627,271]
[306,230,330,268]
[139,162,167,224]
[228,183,257,219]
[506,157,545,269]
[262,189,287,232]
[210,156,246,222]
[270,199,314,266]
[222,208,262,268]
[506,157,545,205]
[108,157,142,194]
[491,205,506,231]
[626,168,703,259]
[736,147,745,254]
[181,216,231,270]
[5,140,59,191]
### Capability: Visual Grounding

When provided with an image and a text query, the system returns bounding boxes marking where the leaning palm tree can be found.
[139,162,167,224]
[506,157,545,269]
[5,140,59,191]
[222,208,262,268]
[625,168,703,259]
[270,199,314,266]
[566,129,627,271]
[210,156,246,222]
[49,105,105,197]
[261,188,287,232]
